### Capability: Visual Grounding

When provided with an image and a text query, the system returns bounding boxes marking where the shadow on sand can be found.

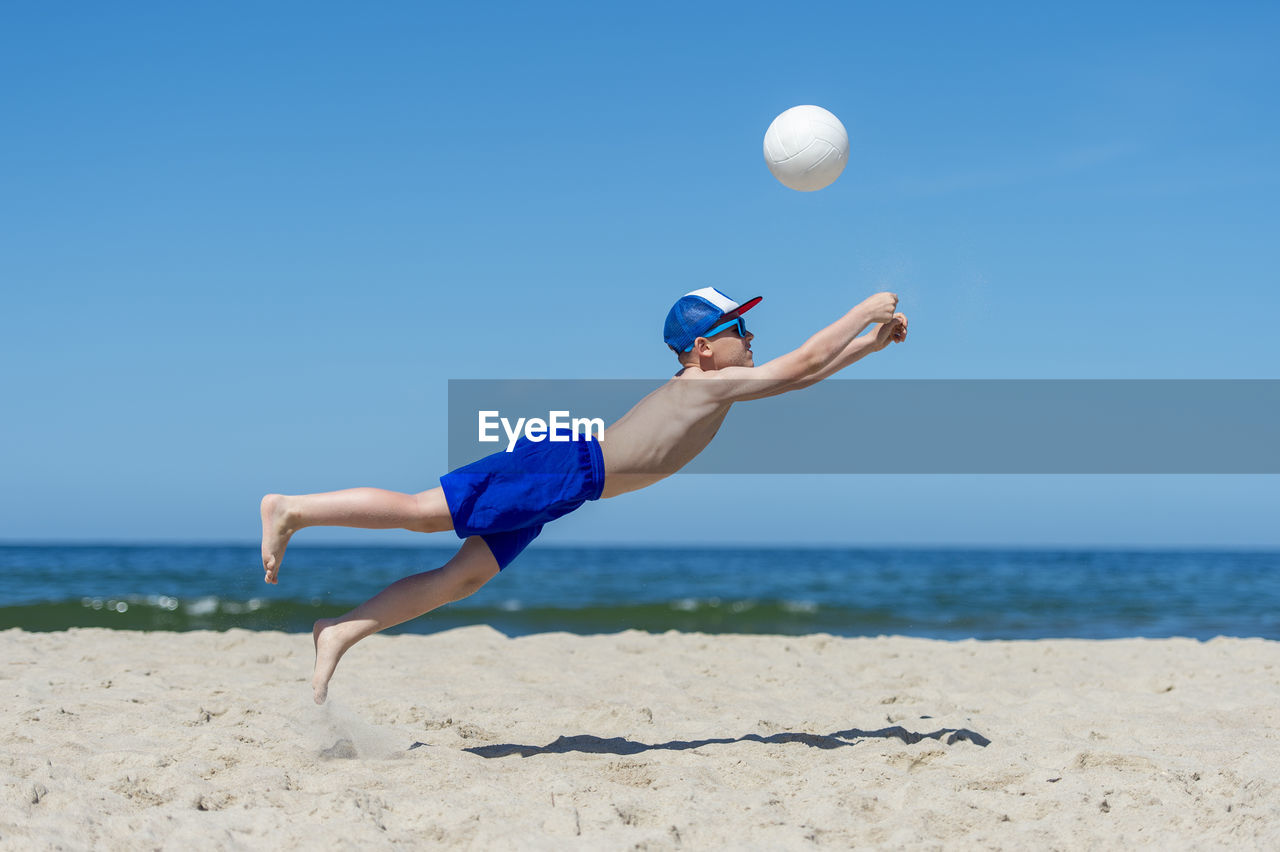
[429,724,990,759]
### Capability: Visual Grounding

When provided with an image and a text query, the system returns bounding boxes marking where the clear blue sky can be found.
[2,1,1277,547]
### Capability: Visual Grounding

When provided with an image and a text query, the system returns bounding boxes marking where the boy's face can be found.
[705,315,754,368]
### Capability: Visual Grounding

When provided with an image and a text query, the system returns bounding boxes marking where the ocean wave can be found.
[2,543,1276,639]
[0,595,908,637]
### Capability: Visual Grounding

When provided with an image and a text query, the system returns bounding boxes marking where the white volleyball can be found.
[762,105,849,192]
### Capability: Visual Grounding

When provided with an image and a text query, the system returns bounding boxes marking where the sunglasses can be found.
[683,316,748,351]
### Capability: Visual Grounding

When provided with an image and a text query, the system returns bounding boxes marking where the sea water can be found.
[0,544,1276,640]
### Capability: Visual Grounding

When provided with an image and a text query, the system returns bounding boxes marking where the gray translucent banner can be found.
[447,380,1280,473]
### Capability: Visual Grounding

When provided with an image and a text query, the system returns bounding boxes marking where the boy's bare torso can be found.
[599,370,735,498]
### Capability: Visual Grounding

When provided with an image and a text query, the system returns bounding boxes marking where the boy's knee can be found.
[448,571,488,601]
[443,557,496,601]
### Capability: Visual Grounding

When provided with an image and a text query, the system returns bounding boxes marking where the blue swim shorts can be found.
[439,434,604,570]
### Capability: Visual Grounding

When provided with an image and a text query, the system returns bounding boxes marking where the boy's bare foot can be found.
[312,618,355,705]
[260,494,297,585]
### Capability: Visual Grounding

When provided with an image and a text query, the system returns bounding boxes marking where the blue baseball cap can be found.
[663,287,763,352]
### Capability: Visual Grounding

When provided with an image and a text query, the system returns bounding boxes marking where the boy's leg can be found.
[260,487,453,584]
[310,536,499,704]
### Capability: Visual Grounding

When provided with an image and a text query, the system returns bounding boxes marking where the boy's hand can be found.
[873,313,908,350]
[861,292,899,324]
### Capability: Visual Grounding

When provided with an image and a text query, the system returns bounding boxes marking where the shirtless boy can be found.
[260,288,908,703]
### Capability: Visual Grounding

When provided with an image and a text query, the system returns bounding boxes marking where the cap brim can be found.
[732,296,762,316]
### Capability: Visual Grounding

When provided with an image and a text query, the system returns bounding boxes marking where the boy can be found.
[261,288,907,703]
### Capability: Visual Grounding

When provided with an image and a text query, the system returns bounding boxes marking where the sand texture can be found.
[2,627,1279,850]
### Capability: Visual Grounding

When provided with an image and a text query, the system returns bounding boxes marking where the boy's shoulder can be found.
[671,365,758,382]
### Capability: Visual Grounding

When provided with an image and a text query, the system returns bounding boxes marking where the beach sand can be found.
[2,627,1278,849]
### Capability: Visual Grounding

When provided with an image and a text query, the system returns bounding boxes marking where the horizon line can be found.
[1,539,1277,554]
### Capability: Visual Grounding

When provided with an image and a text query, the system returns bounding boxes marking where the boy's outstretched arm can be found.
[700,292,899,402]
[785,312,909,391]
